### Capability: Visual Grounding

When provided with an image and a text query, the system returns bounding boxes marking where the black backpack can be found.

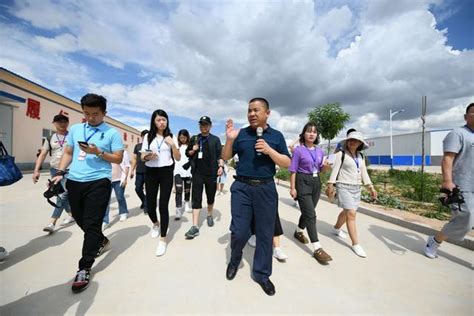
[45,135,53,156]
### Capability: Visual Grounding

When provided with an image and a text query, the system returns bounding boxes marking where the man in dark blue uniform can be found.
[222,97,290,296]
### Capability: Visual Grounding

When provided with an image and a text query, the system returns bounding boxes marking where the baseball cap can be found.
[53,114,69,122]
[199,116,212,125]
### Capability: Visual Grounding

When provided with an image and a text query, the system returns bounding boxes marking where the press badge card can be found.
[78,150,87,161]
[198,151,203,159]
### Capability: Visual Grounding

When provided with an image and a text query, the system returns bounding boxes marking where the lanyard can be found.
[351,153,360,172]
[83,124,99,142]
[304,145,318,172]
[155,137,165,151]
[199,135,209,151]
[55,132,68,148]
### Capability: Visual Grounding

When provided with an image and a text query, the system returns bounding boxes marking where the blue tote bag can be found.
[0,141,23,186]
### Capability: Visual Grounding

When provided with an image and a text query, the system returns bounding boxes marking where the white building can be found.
[0,67,141,170]
[321,130,451,166]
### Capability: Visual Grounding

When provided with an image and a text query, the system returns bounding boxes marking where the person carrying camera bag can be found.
[424,103,474,258]
[33,113,74,233]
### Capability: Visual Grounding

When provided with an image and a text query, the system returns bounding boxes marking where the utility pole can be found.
[421,96,427,202]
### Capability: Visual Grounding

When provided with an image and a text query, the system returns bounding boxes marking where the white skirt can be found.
[336,183,361,210]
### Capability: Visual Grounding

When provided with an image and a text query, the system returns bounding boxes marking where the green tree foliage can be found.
[307,103,350,154]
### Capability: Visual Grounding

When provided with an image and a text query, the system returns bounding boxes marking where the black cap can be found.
[53,114,69,122]
[199,116,212,125]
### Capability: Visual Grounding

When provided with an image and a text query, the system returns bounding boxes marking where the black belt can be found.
[233,175,273,186]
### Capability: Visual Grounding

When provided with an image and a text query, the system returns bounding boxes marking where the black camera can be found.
[43,179,65,207]
[439,187,465,207]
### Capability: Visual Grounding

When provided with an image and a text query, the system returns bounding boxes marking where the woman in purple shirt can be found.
[289,122,332,264]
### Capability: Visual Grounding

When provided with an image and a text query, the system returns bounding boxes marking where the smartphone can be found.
[140,149,152,154]
[78,141,89,147]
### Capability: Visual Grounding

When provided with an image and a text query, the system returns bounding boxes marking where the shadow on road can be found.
[0,230,72,271]
[1,225,150,315]
[368,225,473,270]
[218,232,255,277]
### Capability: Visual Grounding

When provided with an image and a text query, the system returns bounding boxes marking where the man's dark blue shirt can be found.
[233,125,290,179]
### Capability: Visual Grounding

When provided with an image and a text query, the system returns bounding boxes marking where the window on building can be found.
[42,128,54,145]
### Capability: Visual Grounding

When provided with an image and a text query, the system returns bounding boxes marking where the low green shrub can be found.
[275,168,290,181]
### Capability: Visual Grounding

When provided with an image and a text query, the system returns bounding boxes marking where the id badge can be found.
[198,151,203,159]
[78,150,87,161]
[313,170,318,177]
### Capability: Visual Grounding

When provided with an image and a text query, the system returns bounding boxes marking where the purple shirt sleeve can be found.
[288,146,300,173]
[316,147,325,171]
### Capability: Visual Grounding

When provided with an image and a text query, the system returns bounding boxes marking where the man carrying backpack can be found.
[33,113,74,233]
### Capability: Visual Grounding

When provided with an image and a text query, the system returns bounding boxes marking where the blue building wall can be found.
[367,155,431,166]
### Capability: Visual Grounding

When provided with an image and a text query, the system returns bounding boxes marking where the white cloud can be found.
[35,33,79,53]
[317,5,353,41]
[1,0,473,140]
[0,23,89,95]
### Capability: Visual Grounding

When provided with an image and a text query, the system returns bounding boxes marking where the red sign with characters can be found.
[26,98,41,119]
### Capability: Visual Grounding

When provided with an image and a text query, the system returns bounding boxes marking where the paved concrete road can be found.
[1,172,472,315]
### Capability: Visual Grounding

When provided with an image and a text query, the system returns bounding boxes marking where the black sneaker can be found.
[185,226,200,239]
[96,237,111,257]
[71,269,90,293]
[207,216,214,227]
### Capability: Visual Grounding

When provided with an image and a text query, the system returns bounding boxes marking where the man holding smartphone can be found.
[51,93,123,293]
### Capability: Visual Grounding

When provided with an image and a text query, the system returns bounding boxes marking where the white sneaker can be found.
[352,244,367,258]
[156,241,167,256]
[185,202,192,213]
[43,223,55,233]
[119,214,128,222]
[150,225,160,238]
[273,247,289,261]
[247,235,256,248]
[102,222,108,231]
[333,227,348,239]
[424,235,440,259]
[175,207,183,220]
[61,216,75,225]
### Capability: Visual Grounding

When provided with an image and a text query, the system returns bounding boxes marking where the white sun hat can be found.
[341,131,369,150]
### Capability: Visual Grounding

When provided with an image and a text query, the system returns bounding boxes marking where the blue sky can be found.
[1,0,473,142]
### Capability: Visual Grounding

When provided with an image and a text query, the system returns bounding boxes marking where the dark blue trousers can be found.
[229,180,278,282]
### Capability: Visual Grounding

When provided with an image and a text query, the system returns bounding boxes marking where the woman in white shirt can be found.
[174,129,192,219]
[141,109,181,256]
[326,131,377,258]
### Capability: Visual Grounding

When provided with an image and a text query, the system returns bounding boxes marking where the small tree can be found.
[308,102,350,154]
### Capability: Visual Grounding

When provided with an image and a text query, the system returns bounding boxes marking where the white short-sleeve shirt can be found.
[141,134,177,168]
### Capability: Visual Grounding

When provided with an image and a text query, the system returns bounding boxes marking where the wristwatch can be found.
[55,169,68,176]
[96,151,105,158]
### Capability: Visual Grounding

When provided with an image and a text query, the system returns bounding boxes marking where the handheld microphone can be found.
[256,127,263,156]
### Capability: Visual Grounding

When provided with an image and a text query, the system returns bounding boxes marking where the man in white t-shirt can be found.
[33,113,75,233]
[424,103,474,258]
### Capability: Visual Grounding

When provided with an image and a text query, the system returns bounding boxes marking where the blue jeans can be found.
[49,168,71,218]
[103,181,129,224]
[229,180,277,283]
